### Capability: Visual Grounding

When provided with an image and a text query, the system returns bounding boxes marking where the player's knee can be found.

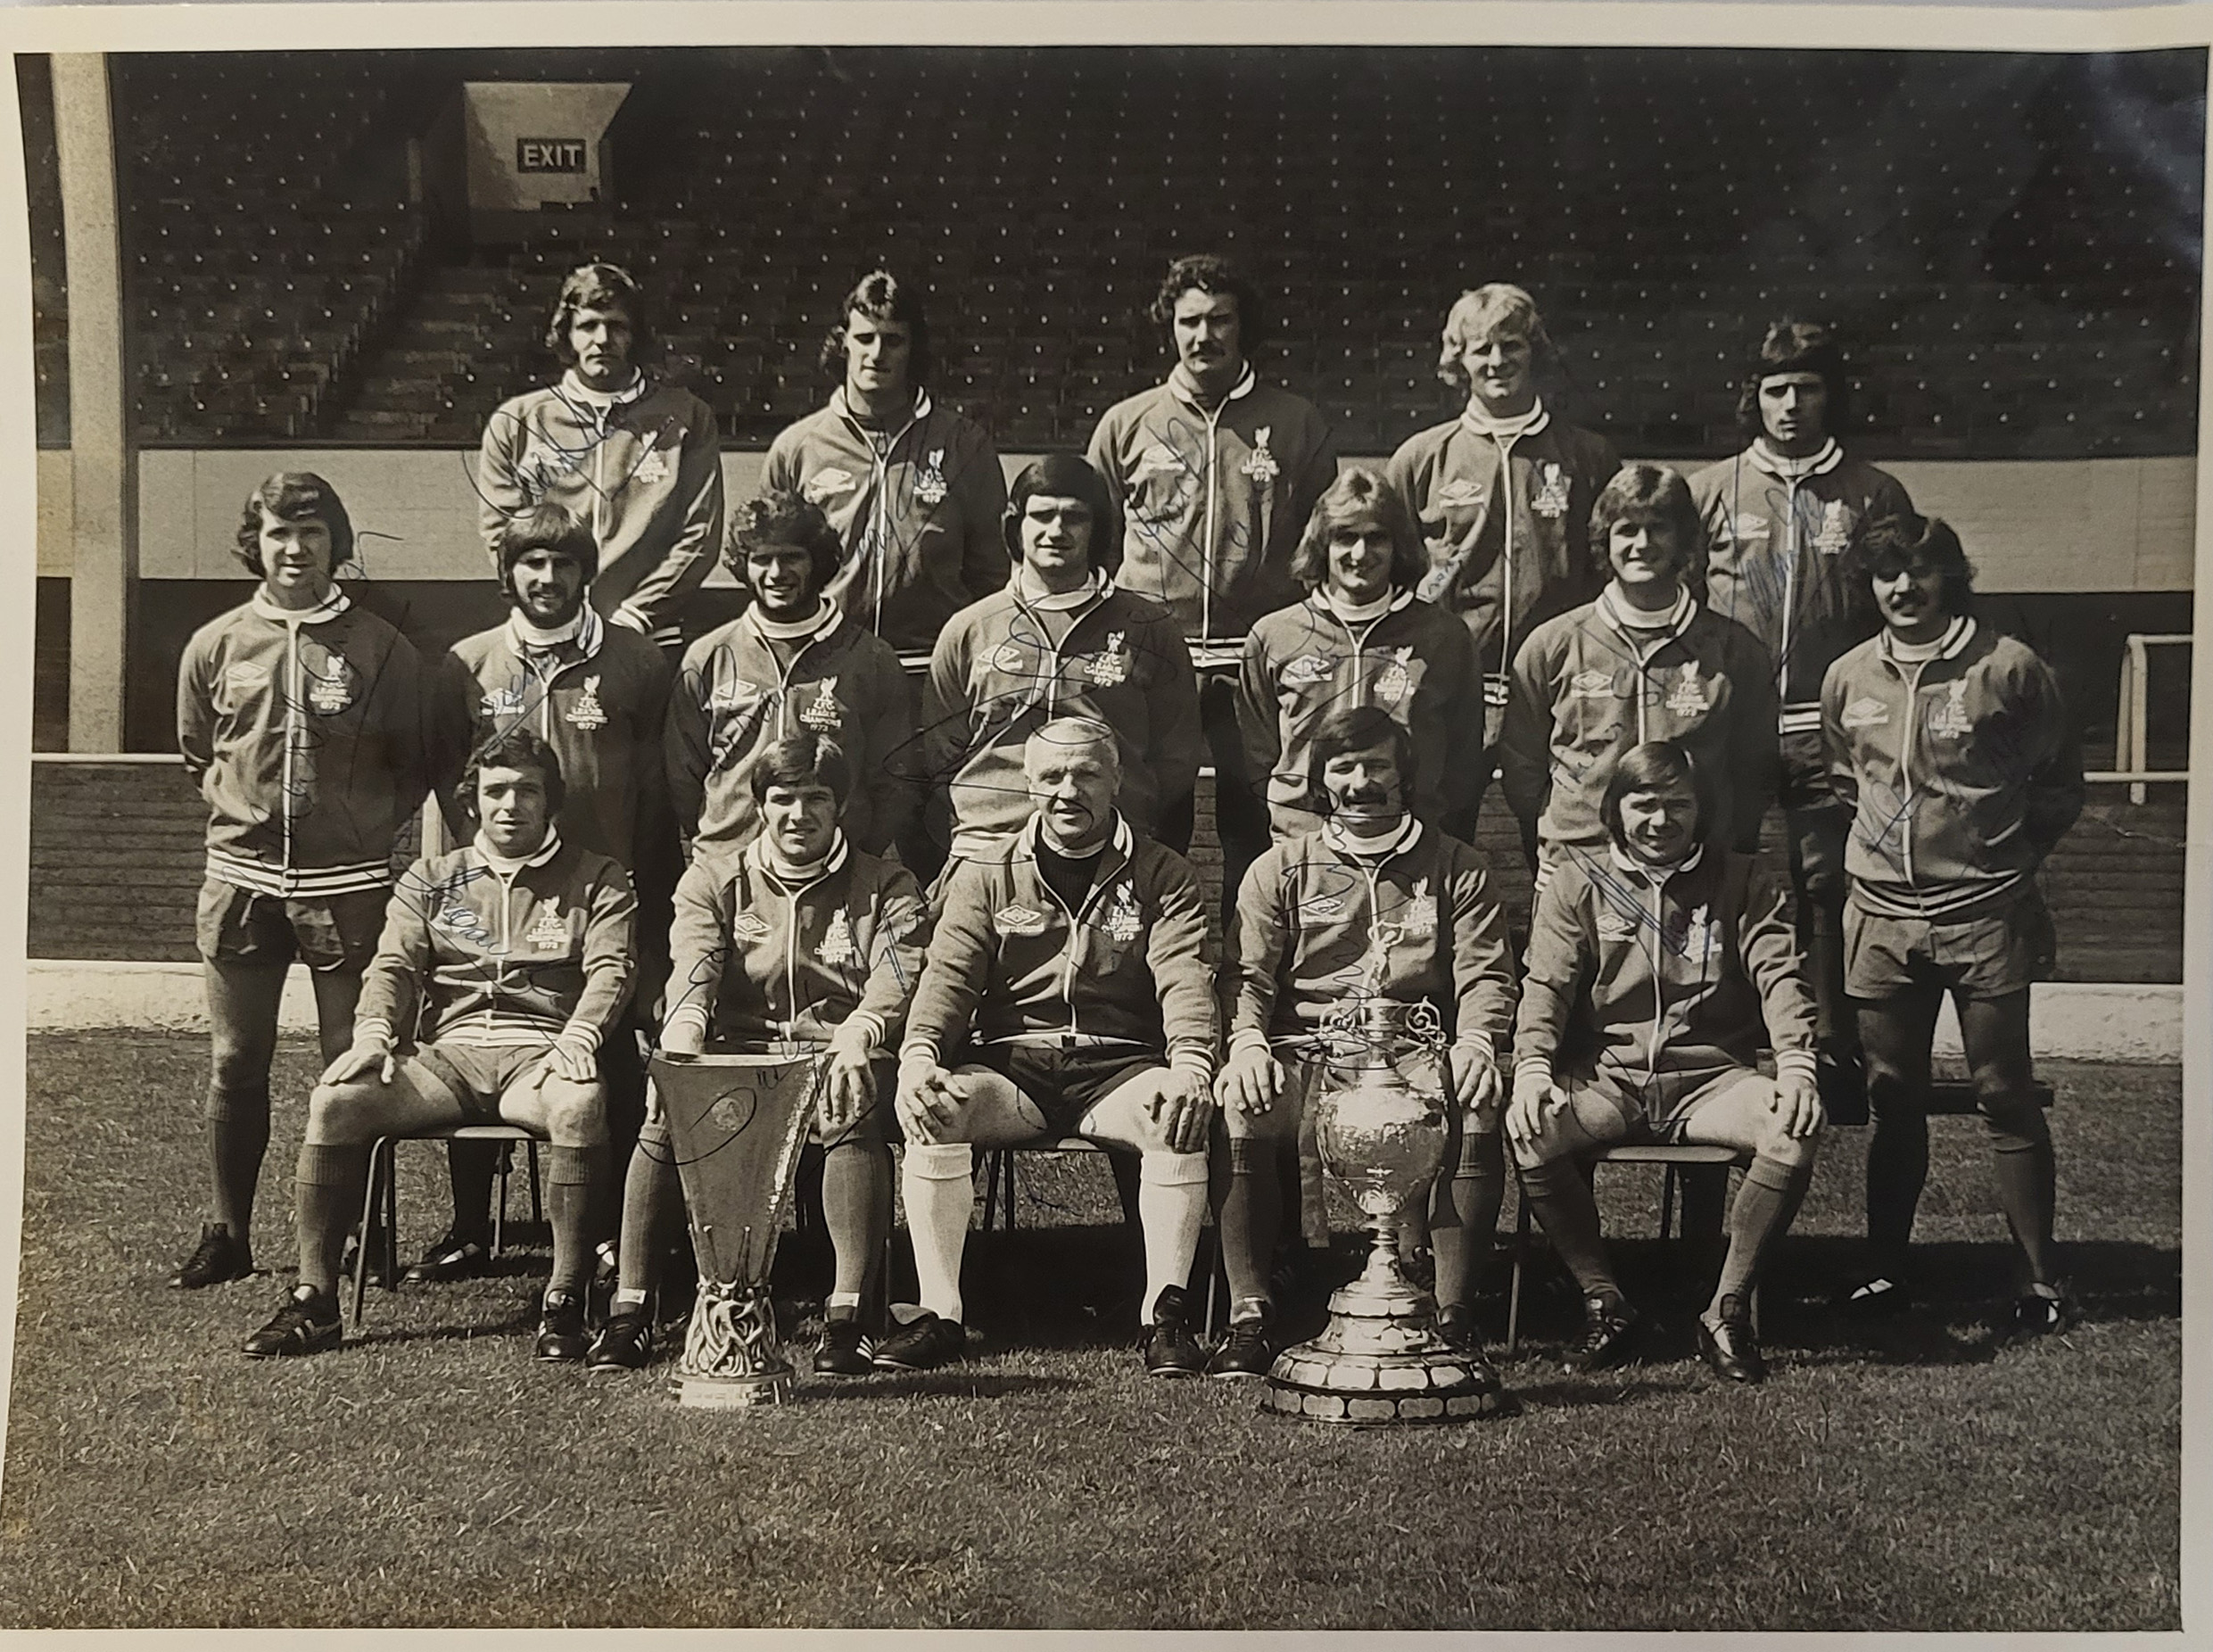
[304,1081,382,1144]
[539,1080,607,1148]
[1980,1094,2050,1154]
[207,1039,270,1093]
[1755,1115,1818,1169]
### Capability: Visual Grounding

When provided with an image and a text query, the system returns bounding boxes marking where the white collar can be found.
[1313,587,1411,625]
[1016,567,1111,613]
[747,600,842,643]
[1459,396,1550,442]
[1879,613,1976,665]
[1598,582,1695,639]
[836,385,932,432]
[1323,813,1423,862]
[557,368,648,411]
[1608,840,1706,884]
[506,603,600,657]
[473,825,564,874]
[1025,809,1132,864]
[747,827,851,887]
[251,584,351,627]
[1168,360,1257,412]
[1748,438,1843,482]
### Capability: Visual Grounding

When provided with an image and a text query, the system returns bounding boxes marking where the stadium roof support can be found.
[53,54,133,753]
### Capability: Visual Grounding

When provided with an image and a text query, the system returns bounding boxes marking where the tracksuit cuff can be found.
[1452,1033,1496,1065]
[662,1004,711,1037]
[1228,1028,1273,1059]
[556,1020,601,1055]
[832,1012,885,1057]
[899,1040,939,1070]
[1775,1049,1820,1081]
[1514,1055,1555,1088]
[1169,1048,1215,1081]
[355,1018,395,1052]
[610,604,651,634]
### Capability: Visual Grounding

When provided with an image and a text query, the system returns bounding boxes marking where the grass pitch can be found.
[0,1035,2180,1631]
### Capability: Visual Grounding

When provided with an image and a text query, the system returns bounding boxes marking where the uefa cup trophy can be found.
[1263,999,1509,1424]
[648,1047,826,1408]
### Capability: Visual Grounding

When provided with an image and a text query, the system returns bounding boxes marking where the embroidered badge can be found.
[1664,668,1710,719]
[1136,442,1185,478]
[526,903,568,954]
[1812,500,1854,557]
[1242,426,1281,488]
[802,467,859,506]
[914,448,949,506]
[1571,668,1616,700]
[816,908,859,967]
[990,641,1030,674]
[1530,462,1572,520]
[1284,653,1336,687]
[565,675,608,731]
[225,661,270,693]
[1300,893,1345,924]
[1401,877,1438,941]
[1680,901,1725,962]
[1103,882,1143,945]
[798,676,843,732]
[631,443,670,487]
[731,912,772,944]
[482,681,528,721]
[1841,696,1892,731]
[1482,673,1512,708]
[1928,678,1974,739]
[520,442,579,491]
[1436,478,1485,510]
[1373,648,1414,707]
[994,904,1047,937]
[305,660,357,717]
[1732,512,1772,543]
[1087,634,1129,688]
[1598,904,1639,942]
[435,899,493,946]
[710,678,764,715]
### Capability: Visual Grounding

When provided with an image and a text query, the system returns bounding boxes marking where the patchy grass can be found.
[0,1036,2179,1631]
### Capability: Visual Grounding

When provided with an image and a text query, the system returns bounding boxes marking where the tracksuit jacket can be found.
[1499,587,1779,868]
[763,389,1010,652]
[475,371,725,648]
[1514,845,1819,1111]
[1383,407,1620,744]
[1227,816,1516,1061]
[1086,365,1338,642]
[354,830,637,1055]
[662,833,929,1053]
[923,577,1204,857]
[1236,589,1486,840]
[434,607,673,869]
[1689,441,1914,798]
[901,814,1219,1078]
[177,587,425,898]
[667,604,918,860]
[1821,615,2085,923]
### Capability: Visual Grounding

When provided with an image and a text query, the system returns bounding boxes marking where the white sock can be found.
[901,1143,975,1326]
[1137,1150,1209,1322]
[826,1291,863,1311]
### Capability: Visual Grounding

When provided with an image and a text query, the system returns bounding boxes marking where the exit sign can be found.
[516,137,587,174]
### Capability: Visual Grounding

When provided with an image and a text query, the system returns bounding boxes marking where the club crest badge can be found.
[481,681,529,721]
[1401,877,1438,941]
[1087,634,1130,688]
[994,904,1047,938]
[1373,648,1415,707]
[1571,668,1616,700]
[1436,478,1485,510]
[1103,882,1144,946]
[730,912,772,944]
[802,467,858,506]
[1732,512,1772,543]
[1812,500,1854,557]
[816,908,859,967]
[1928,678,1974,739]
[1842,696,1892,731]
[1284,653,1336,687]
[798,676,843,732]
[1241,426,1280,487]
[1530,462,1572,520]
[527,902,569,954]
[914,448,949,506]
[1664,668,1710,719]
[630,442,670,488]
[1675,901,1726,964]
[565,675,608,731]
[305,659,358,717]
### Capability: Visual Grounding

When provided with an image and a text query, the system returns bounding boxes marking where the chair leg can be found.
[351,1139,388,1326]
[1660,1164,1678,1243]
[981,1149,1003,1234]
[380,1141,400,1292]
[1506,1180,1530,1356]
[527,1142,543,1227]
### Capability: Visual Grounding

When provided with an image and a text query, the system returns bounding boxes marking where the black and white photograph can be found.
[0,1,2201,1633]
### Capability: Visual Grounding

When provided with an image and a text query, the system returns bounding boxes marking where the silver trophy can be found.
[1264,1000,1508,1424]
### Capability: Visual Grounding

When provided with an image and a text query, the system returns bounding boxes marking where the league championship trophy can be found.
[648,1048,825,1408]
[1264,1001,1508,1424]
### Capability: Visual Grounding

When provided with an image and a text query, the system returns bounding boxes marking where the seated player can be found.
[1499,463,1779,881]
[1822,516,2085,1333]
[921,454,1204,865]
[888,718,1218,1375]
[1213,706,1515,1386]
[1237,468,1486,846]
[593,731,929,1375]
[241,730,635,1361]
[1508,740,1824,1384]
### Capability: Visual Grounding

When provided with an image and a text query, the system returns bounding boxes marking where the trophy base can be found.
[671,1370,793,1409]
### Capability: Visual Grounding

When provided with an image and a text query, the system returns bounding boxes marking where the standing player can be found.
[1213,706,1515,1384]
[412,502,673,1286]
[241,731,632,1359]
[1383,284,1620,830]
[922,454,1202,864]
[763,269,1009,652]
[476,261,725,654]
[1821,516,2083,1333]
[171,473,423,1289]
[1690,321,1916,1111]
[887,720,1218,1375]
[1086,253,1337,870]
[1508,740,1825,1384]
[1499,464,1778,884]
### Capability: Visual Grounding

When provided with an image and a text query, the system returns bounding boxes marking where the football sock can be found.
[544,1144,606,1299]
[615,1124,679,1301]
[441,1139,500,1245]
[1865,1100,1930,1279]
[1991,1133,2060,1287]
[1216,1135,1279,1311]
[822,1138,892,1302]
[902,1143,975,1326]
[293,1141,369,1296]
[1137,1150,1209,1323]
[1430,1127,1505,1312]
[1518,1156,1622,1301]
[1712,1151,1813,1313]
[207,1081,271,1246]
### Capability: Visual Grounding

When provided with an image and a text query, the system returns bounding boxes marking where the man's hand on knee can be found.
[819,1037,874,1134]
[896,1056,957,1145]
[1505,1067,1562,1156]
[321,1031,393,1087]
[1147,1068,1215,1155]
[1215,1041,1282,1119]
[1450,1041,1502,1121]
[543,1027,599,1086]
[1774,1070,1825,1141]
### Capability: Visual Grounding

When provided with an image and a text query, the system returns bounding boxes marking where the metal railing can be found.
[2090,632,2191,802]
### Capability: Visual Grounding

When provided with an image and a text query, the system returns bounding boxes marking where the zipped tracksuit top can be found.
[178,589,425,898]
[1499,589,1779,867]
[476,372,725,648]
[1515,845,1818,1108]
[1237,589,1485,840]
[1227,817,1515,1061]
[667,605,919,861]
[902,814,1218,1077]
[434,607,673,870]
[763,389,1010,652]
[354,831,637,1056]
[1086,367,1338,643]
[1383,408,1620,740]
[1689,441,1914,796]
[922,579,1204,857]
[662,834,929,1053]
[1821,616,2085,923]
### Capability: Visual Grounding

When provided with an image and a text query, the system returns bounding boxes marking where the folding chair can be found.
[350,1124,544,1326]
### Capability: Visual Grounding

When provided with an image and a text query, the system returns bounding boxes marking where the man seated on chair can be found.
[242,728,636,1362]
[596,730,930,1377]
[888,716,1218,1376]
[1213,704,1516,1387]
[1506,739,1824,1385]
